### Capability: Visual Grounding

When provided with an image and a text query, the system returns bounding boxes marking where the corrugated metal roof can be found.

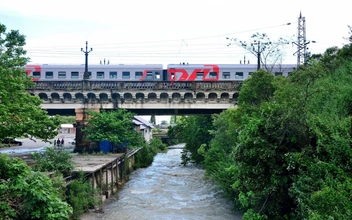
[134,116,154,128]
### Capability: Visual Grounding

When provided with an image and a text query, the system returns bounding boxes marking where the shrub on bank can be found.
[134,137,167,169]
[66,172,101,220]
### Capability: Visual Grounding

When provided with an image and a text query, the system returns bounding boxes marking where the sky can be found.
[1,0,350,123]
[1,0,350,67]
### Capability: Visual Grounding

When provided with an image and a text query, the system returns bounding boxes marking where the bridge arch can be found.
[220,93,229,100]
[51,93,60,101]
[99,93,109,102]
[87,93,96,101]
[148,93,157,101]
[172,93,181,102]
[184,92,193,100]
[160,93,168,102]
[196,92,205,100]
[39,93,48,101]
[136,92,144,100]
[111,93,120,100]
[75,93,84,101]
[208,93,217,101]
[124,93,133,101]
[63,93,72,101]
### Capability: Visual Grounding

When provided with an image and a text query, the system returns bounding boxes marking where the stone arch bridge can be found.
[28,81,241,115]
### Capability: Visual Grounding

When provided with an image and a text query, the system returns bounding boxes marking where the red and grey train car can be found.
[25,63,296,82]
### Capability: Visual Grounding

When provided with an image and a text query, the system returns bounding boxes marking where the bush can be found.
[32,147,74,176]
[66,172,100,220]
[0,154,72,219]
[134,137,167,169]
[150,137,167,153]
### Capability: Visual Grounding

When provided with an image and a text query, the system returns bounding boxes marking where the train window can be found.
[71,71,79,79]
[122,71,130,79]
[209,72,217,78]
[32,71,40,79]
[146,72,153,80]
[222,72,230,79]
[275,72,282,76]
[109,71,117,79]
[135,71,142,79]
[155,72,161,79]
[58,71,66,79]
[196,72,204,79]
[235,72,243,79]
[97,71,105,79]
[45,71,53,79]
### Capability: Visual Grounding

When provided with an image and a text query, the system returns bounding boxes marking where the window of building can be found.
[58,71,66,79]
[235,72,244,79]
[249,72,253,76]
[32,71,41,79]
[209,72,217,78]
[135,71,142,79]
[275,72,283,76]
[222,72,230,79]
[45,71,53,79]
[97,71,105,79]
[109,71,117,79]
[122,71,130,79]
[196,72,204,79]
[71,71,79,79]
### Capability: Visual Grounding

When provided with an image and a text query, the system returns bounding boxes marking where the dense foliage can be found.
[178,28,352,219]
[32,147,75,176]
[0,154,72,219]
[168,115,214,165]
[83,109,145,149]
[134,137,167,168]
[67,172,100,220]
[0,23,61,141]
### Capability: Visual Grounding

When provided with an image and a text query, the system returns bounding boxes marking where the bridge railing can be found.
[30,81,242,91]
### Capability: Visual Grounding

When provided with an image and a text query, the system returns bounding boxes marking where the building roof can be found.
[61,124,74,128]
[133,116,154,128]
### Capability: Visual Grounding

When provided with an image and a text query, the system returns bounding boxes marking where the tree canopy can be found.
[83,109,145,148]
[179,27,352,219]
[0,22,60,141]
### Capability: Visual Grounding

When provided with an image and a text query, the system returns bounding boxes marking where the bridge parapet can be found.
[29,81,241,91]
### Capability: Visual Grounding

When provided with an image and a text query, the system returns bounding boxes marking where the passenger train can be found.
[25,63,296,82]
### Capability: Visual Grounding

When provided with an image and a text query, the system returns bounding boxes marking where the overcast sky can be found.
[1,0,350,67]
[1,0,350,123]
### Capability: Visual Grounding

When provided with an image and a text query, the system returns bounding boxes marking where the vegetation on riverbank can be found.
[170,26,352,219]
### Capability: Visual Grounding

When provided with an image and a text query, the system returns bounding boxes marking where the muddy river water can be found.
[82,145,242,220]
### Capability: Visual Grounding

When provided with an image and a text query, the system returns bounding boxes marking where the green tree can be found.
[83,109,145,148]
[0,154,72,219]
[170,115,214,165]
[150,115,156,124]
[0,22,60,141]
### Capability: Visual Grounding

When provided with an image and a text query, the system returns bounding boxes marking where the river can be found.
[81,144,242,220]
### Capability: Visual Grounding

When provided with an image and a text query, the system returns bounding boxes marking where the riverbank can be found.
[80,146,242,220]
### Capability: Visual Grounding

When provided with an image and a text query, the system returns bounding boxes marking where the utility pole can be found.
[81,41,93,80]
[252,41,270,70]
[292,12,314,68]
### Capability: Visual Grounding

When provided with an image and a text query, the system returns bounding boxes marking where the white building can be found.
[133,116,154,143]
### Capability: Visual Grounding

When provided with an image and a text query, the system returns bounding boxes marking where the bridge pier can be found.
[75,108,100,153]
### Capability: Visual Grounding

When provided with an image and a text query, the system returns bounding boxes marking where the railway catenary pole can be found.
[81,41,93,80]
[251,41,270,71]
